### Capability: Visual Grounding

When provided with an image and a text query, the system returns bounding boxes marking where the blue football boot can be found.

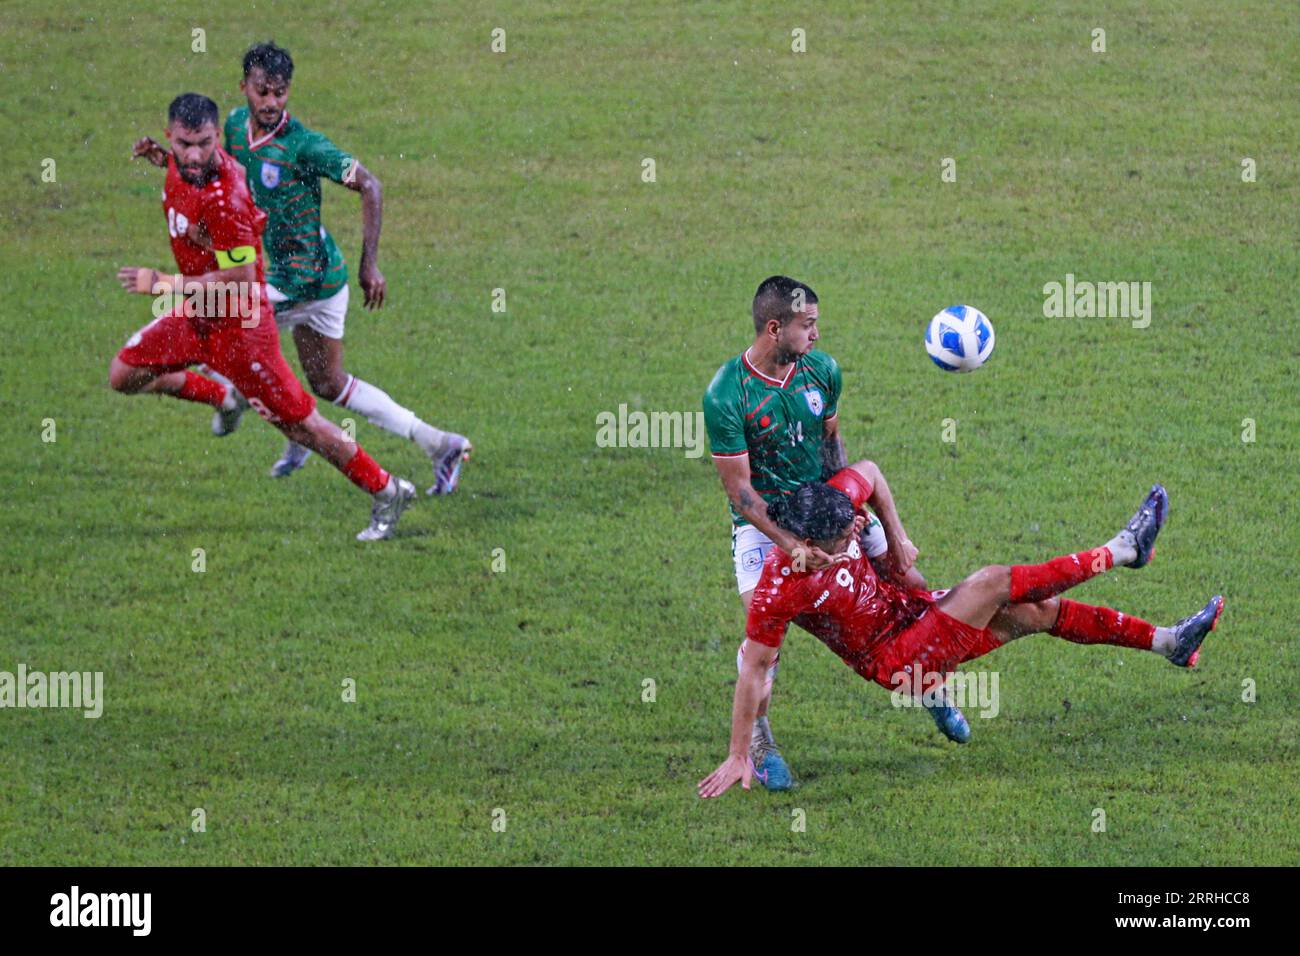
[924,699,972,743]
[1122,484,1168,569]
[1168,595,1225,668]
[748,739,794,791]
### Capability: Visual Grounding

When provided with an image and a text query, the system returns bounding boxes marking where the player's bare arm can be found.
[341,160,385,309]
[824,417,925,585]
[820,413,848,478]
[847,459,918,576]
[713,454,846,570]
[116,262,255,295]
[698,637,778,798]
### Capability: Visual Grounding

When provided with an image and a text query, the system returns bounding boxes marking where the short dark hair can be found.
[167,93,219,130]
[752,275,818,333]
[243,41,294,82]
[767,482,855,543]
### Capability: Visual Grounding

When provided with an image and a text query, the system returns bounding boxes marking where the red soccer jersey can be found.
[745,468,934,665]
[162,147,267,282]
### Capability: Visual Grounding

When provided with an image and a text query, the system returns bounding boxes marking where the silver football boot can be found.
[357,477,416,541]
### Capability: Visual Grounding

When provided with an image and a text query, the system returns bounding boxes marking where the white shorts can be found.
[731,513,889,594]
[267,284,349,340]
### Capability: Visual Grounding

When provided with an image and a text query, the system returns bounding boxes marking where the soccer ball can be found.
[924,304,995,372]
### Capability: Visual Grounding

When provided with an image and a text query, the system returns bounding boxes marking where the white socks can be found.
[334,376,450,456]
[1152,626,1176,657]
[411,420,450,456]
[1105,531,1137,567]
[336,375,417,440]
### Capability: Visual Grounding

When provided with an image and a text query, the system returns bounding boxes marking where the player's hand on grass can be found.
[698,753,752,798]
[359,259,386,309]
[132,137,167,168]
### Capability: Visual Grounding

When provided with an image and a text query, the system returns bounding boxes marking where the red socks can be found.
[341,447,391,494]
[1009,549,1112,603]
[177,370,228,407]
[1050,599,1155,650]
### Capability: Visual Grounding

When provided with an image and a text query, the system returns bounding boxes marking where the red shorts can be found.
[117,307,315,425]
[856,606,1002,691]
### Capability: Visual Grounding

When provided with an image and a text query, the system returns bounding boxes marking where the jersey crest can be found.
[804,388,825,416]
[260,162,281,189]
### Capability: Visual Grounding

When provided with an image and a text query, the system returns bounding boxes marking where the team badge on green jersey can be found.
[260,162,280,189]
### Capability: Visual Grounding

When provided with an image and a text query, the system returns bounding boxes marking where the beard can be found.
[178,155,216,185]
[774,342,805,365]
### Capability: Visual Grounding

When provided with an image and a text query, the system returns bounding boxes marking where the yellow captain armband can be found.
[214,246,256,269]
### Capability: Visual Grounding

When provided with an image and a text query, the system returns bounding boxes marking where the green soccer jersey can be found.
[224,106,353,306]
[703,348,843,527]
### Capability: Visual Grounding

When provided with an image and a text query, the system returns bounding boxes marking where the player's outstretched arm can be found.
[131,137,167,168]
[850,459,919,577]
[713,455,846,570]
[698,638,776,798]
[116,263,257,296]
[342,161,385,309]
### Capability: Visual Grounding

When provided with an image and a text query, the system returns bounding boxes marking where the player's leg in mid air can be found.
[938,484,1170,629]
[196,366,248,437]
[864,486,1221,742]
[110,313,245,424]
[940,484,1223,666]
[733,525,792,791]
[983,592,1224,667]
[274,287,472,493]
[209,317,416,541]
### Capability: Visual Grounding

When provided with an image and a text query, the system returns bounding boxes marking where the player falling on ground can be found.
[135,41,470,493]
[698,469,1224,797]
[702,276,961,792]
[112,93,416,541]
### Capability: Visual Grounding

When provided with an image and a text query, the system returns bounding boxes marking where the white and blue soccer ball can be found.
[925,304,995,372]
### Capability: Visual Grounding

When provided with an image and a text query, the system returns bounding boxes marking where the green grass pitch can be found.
[1,1,1296,865]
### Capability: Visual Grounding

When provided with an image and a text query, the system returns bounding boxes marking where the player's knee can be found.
[277,416,314,445]
[108,360,137,393]
[1033,598,1060,632]
[972,564,1011,598]
[307,370,347,402]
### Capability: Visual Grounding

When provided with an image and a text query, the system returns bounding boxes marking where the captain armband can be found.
[214,246,256,269]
